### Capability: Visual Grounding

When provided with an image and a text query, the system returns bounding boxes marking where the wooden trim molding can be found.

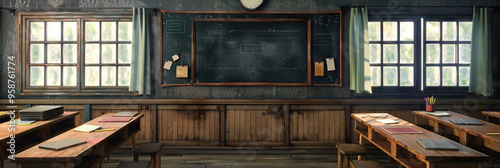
[3,99,500,105]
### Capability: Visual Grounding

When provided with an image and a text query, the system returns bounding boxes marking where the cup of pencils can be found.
[425,96,436,112]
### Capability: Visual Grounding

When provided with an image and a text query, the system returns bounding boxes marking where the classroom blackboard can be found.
[161,11,341,86]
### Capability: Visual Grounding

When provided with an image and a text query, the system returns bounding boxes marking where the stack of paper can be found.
[74,124,102,132]
[426,112,450,117]
[99,117,131,122]
[370,113,388,118]
[381,127,423,134]
[113,111,139,117]
[13,120,36,125]
[376,119,399,124]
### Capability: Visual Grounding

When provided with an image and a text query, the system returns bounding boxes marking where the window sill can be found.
[19,91,140,96]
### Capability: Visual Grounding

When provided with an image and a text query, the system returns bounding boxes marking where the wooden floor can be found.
[4,152,498,168]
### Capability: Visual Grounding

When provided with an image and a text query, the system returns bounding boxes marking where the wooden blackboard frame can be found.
[160,11,342,87]
[191,18,311,86]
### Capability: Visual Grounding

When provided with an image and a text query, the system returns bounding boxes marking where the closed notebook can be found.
[39,139,86,151]
[449,118,482,125]
[74,124,102,132]
[426,112,450,117]
[113,111,138,117]
[417,139,459,151]
[99,117,131,122]
[370,113,388,118]
[376,119,399,124]
[381,127,423,134]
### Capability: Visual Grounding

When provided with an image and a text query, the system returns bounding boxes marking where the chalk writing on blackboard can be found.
[166,20,186,34]
[314,33,335,45]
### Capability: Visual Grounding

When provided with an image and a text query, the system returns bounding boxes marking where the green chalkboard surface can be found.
[161,11,341,86]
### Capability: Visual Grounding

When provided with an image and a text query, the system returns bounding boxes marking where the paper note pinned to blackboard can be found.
[314,62,324,77]
[326,57,335,71]
[172,53,180,61]
[176,66,188,78]
[163,60,173,70]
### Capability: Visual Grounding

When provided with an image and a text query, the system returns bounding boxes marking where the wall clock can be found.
[239,0,264,11]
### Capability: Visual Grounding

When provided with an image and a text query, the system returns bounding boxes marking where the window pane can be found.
[85,22,99,41]
[101,66,116,86]
[442,44,455,63]
[459,22,472,41]
[426,44,440,63]
[370,66,381,86]
[383,22,397,41]
[30,66,44,86]
[63,44,77,64]
[46,66,61,86]
[118,66,131,86]
[442,67,457,86]
[442,22,457,41]
[368,22,380,41]
[383,44,397,63]
[369,44,381,63]
[30,44,45,63]
[31,22,44,41]
[85,66,100,86]
[85,44,100,64]
[63,66,77,86]
[63,22,77,41]
[383,66,397,86]
[118,22,133,41]
[118,44,132,63]
[459,44,471,64]
[400,22,413,41]
[47,22,61,41]
[102,22,117,41]
[399,44,414,63]
[459,66,470,86]
[400,66,413,86]
[102,44,116,63]
[426,22,440,41]
[47,44,61,64]
[426,67,440,86]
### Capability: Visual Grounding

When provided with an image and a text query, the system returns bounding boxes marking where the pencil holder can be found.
[426,104,435,112]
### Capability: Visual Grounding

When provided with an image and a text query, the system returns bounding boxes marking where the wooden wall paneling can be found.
[290,109,345,145]
[151,104,157,142]
[283,105,290,146]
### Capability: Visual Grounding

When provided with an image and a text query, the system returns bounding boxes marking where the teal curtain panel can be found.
[469,7,492,96]
[349,7,372,94]
[130,7,151,95]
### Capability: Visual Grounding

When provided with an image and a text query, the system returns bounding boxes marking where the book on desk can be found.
[113,111,139,117]
[381,127,423,134]
[449,118,482,125]
[426,112,450,117]
[417,139,459,151]
[39,139,87,151]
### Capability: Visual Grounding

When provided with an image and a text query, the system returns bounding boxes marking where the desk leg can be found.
[1,159,3,168]
[131,135,137,151]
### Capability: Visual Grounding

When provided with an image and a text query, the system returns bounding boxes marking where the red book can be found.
[381,127,423,134]
[99,117,131,122]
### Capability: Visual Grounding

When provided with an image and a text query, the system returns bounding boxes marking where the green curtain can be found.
[349,7,371,94]
[469,7,492,96]
[130,7,151,95]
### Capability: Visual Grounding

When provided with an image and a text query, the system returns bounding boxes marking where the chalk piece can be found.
[314,62,324,77]
[176,66,188,78]
[163,60,173,70]
[326,57,335,71]
[172,54,180,61]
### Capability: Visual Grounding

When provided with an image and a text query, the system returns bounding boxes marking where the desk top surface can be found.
[15,112,143,161]
[482,111,500,118]
[352,113,488,161]
[0,112,78,140]
[414,111,500,143]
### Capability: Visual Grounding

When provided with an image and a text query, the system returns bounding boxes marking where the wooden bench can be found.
[336,143,367,168]
[350,160,383,168]
[134,143,163,168]
[118,162,150,168]
[483,111,500,124]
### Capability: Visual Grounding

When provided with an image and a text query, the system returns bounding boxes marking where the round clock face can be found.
[239,0,264,11]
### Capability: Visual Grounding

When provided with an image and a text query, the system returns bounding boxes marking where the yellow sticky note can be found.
[176,66,188,78]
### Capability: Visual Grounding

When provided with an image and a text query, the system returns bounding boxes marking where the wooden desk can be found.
[352,113,488,168]
[414,111,500,159]
[0,112,78,168]
[482,111,500,124]
[15,113,143,168]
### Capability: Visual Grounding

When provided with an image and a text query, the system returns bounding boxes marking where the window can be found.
[369,21,417,88]
[424,20,471,88]
[21,14,133,95]
[368,17,472,94]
